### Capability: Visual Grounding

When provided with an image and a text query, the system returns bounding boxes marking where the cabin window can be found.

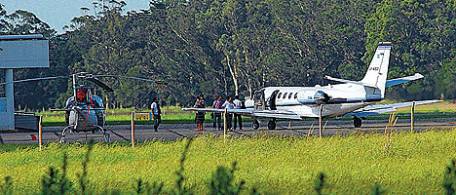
[288,93,293,99]
[294,93,298,99]
[283,92,288,99]
[277,92,282,99]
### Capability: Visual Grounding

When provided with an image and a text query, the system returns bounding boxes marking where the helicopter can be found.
[1,72,160,143]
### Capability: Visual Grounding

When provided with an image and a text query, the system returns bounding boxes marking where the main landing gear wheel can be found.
[253,119,260,130]
[353,117,362,128]
[268,119,276,130]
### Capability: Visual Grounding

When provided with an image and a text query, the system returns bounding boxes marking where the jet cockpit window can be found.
[288,93,293,99]
[283,92,288,99]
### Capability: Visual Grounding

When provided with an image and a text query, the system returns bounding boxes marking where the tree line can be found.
[0,0,455,110]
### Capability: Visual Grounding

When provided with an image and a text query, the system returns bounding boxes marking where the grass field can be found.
[37,101,456,126]
[1,129,456,194]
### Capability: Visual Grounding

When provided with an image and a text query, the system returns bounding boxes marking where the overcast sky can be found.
[2,0,150,33]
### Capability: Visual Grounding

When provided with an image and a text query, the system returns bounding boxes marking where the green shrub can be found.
[314,172,327,195]
[444,160,456,195]
[371,183,386,195]
[41,153,72,194]
[208,161,245,195]
[0,176,13,195]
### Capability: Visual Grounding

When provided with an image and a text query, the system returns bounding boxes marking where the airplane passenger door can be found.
[267,90,280,110]
[254,89,266,110]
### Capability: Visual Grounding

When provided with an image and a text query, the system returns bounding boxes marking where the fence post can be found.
[39,115,43,151]
[131,112,135,147]
[319,104,323,138]
[411,101,415,132]
[223,108,228,142]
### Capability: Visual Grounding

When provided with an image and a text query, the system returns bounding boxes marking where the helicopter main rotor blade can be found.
[86,77,114,92]
[94,75,164,84]
[0,75,70,85]
[49,108,106,112]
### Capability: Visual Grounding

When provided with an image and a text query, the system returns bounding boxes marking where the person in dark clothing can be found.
[212,95,223,131]
[194,96,206,132]
[150,97,161,132]
[233,95,243,130]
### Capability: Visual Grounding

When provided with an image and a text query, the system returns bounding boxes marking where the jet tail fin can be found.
[361,42,392,98]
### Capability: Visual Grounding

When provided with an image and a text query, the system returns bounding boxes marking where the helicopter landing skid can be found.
[59,125,111,143]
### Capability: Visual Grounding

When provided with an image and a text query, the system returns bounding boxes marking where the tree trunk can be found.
[225,54,239,96]
[247,78,253,99]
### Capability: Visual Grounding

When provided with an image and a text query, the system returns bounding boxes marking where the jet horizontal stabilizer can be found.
[324,76,377,88]
[386,73,424,88]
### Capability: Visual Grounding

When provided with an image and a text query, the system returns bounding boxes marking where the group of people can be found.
[194,95,244,132]
[149,95,245,133]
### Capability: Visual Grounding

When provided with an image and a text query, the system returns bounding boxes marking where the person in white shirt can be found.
[233,95,243,130]
[150,97,161,132]
[222,96,235,130]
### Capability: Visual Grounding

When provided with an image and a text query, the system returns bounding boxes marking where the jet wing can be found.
[346,100,441,117]
[182,108,302,120]
[386,73,424,88]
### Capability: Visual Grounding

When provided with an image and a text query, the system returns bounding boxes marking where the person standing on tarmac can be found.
[212,95,223,131]
[194,96,206,133]
[233,95,243,130]
[222,96,235,131]
[150,97,161,132]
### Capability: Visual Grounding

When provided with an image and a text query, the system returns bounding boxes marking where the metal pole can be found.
[72,74,77,99]
[319,104,323,138]
[5,69,15,130]
[411,101,415,132]
[131,112,135,147]
[223,108,228,142]
[39,116,43,151]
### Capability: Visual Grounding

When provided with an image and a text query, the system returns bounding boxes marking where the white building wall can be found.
[0,34,49,130]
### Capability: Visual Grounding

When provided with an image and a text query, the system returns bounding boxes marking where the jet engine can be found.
[297,89,336,105]
[314,90,331,104]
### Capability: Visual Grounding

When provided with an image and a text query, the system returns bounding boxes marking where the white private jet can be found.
[184,42,439,130]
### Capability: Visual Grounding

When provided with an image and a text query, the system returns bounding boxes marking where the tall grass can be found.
[1,130,456,194]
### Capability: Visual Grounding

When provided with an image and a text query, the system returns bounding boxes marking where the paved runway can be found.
[1,117,456,144]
